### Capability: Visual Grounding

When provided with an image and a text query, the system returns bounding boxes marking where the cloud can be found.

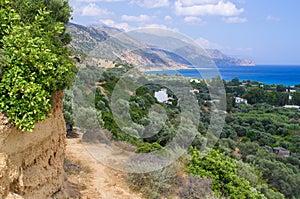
[177,0,220,6]
[142,24,169,29]
[121,14,156,22]
[139,24,178,31]
[164,15,172,21]
[222,16,247,23]
[100,19,131,31]
[233,0,245,3]
[130,0,170,8]
[184,16,205,24]
[81,3,113,17]
[266,15,280,22]
[174,0,244,17]
[99,19,176,32]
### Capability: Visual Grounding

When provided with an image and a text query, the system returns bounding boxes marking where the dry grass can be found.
[113,140,137,152]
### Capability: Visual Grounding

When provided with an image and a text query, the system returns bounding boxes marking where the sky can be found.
[69,0,300,65]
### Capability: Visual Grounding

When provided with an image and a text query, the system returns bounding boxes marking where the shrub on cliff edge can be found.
[0,0,75,131]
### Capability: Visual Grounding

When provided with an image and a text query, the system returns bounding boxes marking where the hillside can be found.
[67,23,189,71]
[67,23,255,69]
[67,64,300,198]
[206,49,255,66]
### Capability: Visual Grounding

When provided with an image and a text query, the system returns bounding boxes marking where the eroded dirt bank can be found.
[0,92,67,199]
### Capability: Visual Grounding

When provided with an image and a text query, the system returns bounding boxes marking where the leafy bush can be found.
[136,142,162,153]
[245,149,300,198]
[0,1,75,131]
[187,147,265,199]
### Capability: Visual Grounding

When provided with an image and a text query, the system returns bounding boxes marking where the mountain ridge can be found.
[67,23,255,69]
[206,49,255,66]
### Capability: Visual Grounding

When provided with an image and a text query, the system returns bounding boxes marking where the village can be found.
[152,77,300,159]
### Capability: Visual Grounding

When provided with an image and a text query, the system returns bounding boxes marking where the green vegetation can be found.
[0,0,75,131]
[94,64,186,151]
[240,145,300,198]
[2,0,299,197]
[187,148,265,199]
[225,78,299,106]
[64,60,300,198]
[219,78,300,199]
[64,63,300,198]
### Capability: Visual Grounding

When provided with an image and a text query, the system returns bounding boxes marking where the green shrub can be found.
[0,1,75,131]
[136,142,162,153]
[186,148,265,199]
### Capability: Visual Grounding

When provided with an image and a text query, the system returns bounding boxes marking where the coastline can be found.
[145,65,300,86]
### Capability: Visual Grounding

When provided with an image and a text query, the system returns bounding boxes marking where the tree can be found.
[187,148,264,198]
[276,84,286,92]
[231,77,240,86]
[243,88,266,104]
[63,89,75,130]
[226,93,235,112]
[13,0,72,44]
[266,91,288,106]
[291,92,300,105]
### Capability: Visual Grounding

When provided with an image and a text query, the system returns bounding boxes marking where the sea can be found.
[146,65,300,86]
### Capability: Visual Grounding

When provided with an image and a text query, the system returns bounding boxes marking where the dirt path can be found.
[65,138,144,199]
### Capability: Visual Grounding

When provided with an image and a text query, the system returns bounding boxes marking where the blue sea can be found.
[147,65,300,86]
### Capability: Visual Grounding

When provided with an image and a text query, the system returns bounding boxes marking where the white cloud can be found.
[130,0,170,8]
[139,24,178,31]
[81,3,113,17]
[100,19,176,32]
[184,16,205,24]
[121,14,155,22]
[100,19,131,31]
[174,0,244,17]
[177,0,220,6]
[144,0,169,8]
[222,16,247,23]
[233,0,245,3]
[165,15,172,21]
[266,15,280,22]
[143,24,169,28]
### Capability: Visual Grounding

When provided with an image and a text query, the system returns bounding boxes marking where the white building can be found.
[284,105,300,109]
[235,97,248,104]
[190,79,201,84]
[155,89,170,104]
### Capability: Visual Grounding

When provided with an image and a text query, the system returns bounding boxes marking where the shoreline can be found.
[144,65,300,86]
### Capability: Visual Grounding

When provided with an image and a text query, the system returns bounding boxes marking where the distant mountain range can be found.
[67,23,255,70]
[205,49,255,66]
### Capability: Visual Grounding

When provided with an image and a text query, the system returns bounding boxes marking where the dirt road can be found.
[65,138,144,199]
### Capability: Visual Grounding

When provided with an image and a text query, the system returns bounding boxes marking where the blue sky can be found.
[69,0,300,65]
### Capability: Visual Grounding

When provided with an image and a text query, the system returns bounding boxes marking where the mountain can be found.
[206,49,255,66]
[67,23,189,70]
[67,23,255,69]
